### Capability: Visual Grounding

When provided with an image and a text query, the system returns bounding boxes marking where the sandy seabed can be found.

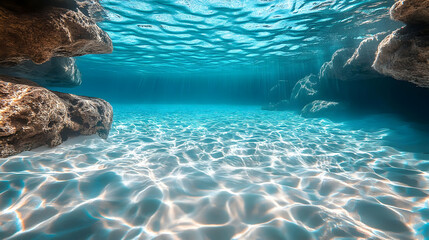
[1,105,428,240]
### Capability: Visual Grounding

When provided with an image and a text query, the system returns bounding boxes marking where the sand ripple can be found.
[1,105,428,239]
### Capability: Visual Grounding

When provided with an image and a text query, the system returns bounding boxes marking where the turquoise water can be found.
[2,0,429,239]
[58,0,402,104]
[1,105,429,239]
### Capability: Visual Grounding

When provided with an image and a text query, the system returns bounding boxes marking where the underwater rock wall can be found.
[265,0,429,121]
[373,0,429,87]
[0,0,112,65]
[0,0,113,157]
[0,76,113,158]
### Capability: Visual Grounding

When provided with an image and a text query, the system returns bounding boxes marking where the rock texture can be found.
[373,0,429,88]
[0,3,112,65]
[0,57,82,87]
[343,32,389,78]
[373,27,429,87]
[301,100,348,118]
[290,74,321,108]
[0,75,113,158]
[390,0,429,25]
[319,33,387,90]
[319,48,354,98]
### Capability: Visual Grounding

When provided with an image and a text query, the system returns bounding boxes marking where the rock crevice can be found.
[0,76,113,158]
[0,0,114,157]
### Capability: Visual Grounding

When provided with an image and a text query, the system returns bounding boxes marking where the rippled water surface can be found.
[79,0,401,73]
[1,105,428,239]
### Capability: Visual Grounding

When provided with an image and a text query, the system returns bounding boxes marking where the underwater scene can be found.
[0,0,429,239]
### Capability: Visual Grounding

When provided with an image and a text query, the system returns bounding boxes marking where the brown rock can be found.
[0,4,112,65]
[0,75,113,158]
[390,0,429,25]
[373,27,429,88]
[344,32,389,76]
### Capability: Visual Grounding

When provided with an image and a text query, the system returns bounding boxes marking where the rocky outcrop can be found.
[373,27,429,88]
[319,48,354,98]
[290,74,321,108]
[373,0,429,88]
[390,0,429,25]
[319,33,388,97]
[0,75,113,158]
[0,57,82,87]
[0,2,112,65]
[301,100,348,118]
[343,32,389,78]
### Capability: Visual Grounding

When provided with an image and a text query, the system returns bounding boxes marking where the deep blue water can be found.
[1,0,429,240]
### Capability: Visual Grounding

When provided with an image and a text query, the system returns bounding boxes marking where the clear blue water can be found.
[56,0,402,104]
[2,0,429,239]
[1,105,429,239]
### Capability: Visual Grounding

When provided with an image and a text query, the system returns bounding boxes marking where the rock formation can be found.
[0,76,113,158]
[373,27,429,87]
[373,0,429,88]
[343,32,389,79]
[301,100,348,119]
[390,0,429,25]
[319,48,354,98]
[318,33,390,98]
[0,57,82,87]
[261,0,429,120]
[0,1,112,65]
[290,74,321,108]
[0,0,114,157]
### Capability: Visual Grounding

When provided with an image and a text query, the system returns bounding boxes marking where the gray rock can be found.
[373,27,429,88]
[290,74,321,108]
[301,100,348,118]
[0,75,113,158]
[0,57,82,87]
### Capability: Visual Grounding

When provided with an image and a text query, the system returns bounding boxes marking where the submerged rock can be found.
[301,100,348,118]
[0,3,112,65]
[0,75,113,158]
[319,48,354,98]
[290,74,321,108]
[373,27,429,88]
[390,0,429,25]
[319,33,388,95]
[372,0,429,88]
[343,32,389,79]
[0,57,81,87]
